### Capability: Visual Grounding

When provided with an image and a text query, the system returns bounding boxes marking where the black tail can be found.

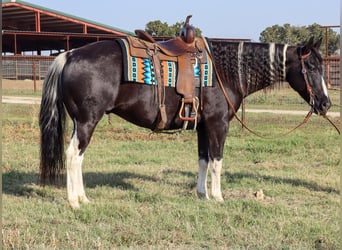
[39,52,68,185]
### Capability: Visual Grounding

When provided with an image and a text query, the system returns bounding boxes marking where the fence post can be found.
[33,61,37,92]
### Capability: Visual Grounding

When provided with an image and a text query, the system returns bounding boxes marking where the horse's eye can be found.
[308,66,315,72]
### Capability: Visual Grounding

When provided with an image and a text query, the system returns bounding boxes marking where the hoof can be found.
[69,199,80,209]
[197,191,210,200]
[80,196,90,204]
[212,195,224,202]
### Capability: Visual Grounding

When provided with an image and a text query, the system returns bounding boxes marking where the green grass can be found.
[245,87,340,112]
[2,103,340,249]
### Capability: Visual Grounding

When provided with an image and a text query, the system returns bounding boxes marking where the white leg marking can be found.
[197,159,209,200]
[209,159,224,202]
[321,77,329,97]
[66,133,89,208]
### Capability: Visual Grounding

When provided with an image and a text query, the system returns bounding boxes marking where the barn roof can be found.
[2,0,134,35]
[2,0,134,54]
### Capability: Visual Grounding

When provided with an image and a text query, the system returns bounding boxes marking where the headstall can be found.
[299,49,315,109]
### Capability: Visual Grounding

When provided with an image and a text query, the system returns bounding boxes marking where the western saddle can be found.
[129,15,207,130]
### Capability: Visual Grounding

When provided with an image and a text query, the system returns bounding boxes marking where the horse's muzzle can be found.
[313,96,331,116]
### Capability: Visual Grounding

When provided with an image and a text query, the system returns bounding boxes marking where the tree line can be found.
[145,20,339,56]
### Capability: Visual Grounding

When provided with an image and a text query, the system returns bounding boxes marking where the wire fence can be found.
[2,56,55,81]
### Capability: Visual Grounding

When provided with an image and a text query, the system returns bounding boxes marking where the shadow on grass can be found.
[2,170,161,196]
[3,169,338,198]
[224,171,340,194]
[83,171,159,190]
[2,170,40,196]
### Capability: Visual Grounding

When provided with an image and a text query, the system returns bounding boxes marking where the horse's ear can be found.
[314,37,323,49]
[301,37,314,55]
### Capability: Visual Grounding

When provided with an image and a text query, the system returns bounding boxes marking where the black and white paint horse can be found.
[39,36,330,208]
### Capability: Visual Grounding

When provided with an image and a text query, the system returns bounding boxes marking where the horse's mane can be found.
[208,39,288,96]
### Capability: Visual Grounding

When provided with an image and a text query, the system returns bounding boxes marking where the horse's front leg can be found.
[196,157,224,202]
[197,158,210,200]
[66,132,90,209]
[196,122,210,199]
[209,158,224,201]
[196,120,227,202]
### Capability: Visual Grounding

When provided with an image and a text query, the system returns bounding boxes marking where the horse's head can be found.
[286,37,331,115]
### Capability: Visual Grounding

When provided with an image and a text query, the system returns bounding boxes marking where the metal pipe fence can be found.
[323,56,340,89]
[2,55,55,80]
[2,55,340,88]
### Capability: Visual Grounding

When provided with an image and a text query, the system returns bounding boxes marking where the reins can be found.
[205,42,339,139]
[323,114,340,134]
[213,61,313,139]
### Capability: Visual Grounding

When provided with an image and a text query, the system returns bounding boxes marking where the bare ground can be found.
[2,79,43,90]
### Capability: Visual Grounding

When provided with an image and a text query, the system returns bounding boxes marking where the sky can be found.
[25,0,340,41]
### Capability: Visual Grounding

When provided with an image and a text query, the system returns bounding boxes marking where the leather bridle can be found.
[299,50,315,109]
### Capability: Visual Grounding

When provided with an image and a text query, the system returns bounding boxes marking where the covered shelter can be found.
[2,0,135,80]
[2,0,134,55]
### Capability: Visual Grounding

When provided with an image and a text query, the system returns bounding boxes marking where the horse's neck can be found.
[244,42,287,96]
[212,41,288,97]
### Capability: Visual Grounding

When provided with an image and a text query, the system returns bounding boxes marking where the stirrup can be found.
[179,97,199,122]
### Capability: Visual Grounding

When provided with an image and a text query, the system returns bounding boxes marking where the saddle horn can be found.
[185,15,192,25]
[180,15,195,43]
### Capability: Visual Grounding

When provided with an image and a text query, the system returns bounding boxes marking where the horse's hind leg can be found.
[66,132,87,208]
[66,120,96,208]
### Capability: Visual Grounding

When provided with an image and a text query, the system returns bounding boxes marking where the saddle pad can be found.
[117,38,213,87]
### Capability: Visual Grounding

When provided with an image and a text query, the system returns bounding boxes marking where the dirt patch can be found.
[2,79,43,90]
[223,188,275,203]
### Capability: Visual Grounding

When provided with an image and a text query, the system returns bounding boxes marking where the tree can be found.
[259,23,340,56]
[145,19,202,37]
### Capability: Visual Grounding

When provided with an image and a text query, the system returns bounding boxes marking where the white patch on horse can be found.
[66,131,89,208]
[283,44,288,81]
[197,159,209,200]
[237,41,244,93]
[269,43,275,79]
[209,159,224,202]
[321,77,329,97]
